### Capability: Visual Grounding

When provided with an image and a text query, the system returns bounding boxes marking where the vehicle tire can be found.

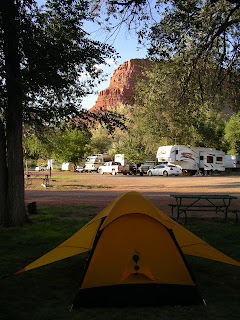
[112,169,116,175]
[163,171,168,177]
[148,171,152,176]
[140,172,143,176]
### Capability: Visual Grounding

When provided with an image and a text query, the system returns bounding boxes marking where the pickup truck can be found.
[139,161,157,176]
[98,161,130,175]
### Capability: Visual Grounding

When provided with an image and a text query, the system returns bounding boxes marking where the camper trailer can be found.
[156,145,225,174]
[84,154,112,172]
[225,154,240,170]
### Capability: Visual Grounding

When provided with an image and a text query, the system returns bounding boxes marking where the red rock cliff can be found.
[89,59,152,112]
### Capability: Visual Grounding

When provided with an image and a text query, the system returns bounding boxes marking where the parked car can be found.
[35,165,47,171]
[139,161,157,176]
[147,164,182,176]
[76,166,85,172]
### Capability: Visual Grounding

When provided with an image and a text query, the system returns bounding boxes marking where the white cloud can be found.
[106,58,116,65]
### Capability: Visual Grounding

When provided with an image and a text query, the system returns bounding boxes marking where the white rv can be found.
[225,154,240,170]
[156,145,225,174]
[84,154,112,172]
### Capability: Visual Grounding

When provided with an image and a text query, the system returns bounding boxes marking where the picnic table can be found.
[24,171,50,187]
[169,194,238,225]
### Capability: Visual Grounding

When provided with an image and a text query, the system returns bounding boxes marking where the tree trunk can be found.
[1,0,27,226]
[0,119,8,225]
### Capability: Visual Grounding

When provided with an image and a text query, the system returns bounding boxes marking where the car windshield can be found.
[86,157,97,162]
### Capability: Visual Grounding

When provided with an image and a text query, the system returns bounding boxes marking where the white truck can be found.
[156,145,225,175]
[98,154,132,175]
[98,161,126,175]
[84,154,112,172]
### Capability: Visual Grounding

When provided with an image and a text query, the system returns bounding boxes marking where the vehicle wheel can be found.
[140,172,143,176]
[112,169,116,175]
[163,171,168,177]
[148,171,152,176]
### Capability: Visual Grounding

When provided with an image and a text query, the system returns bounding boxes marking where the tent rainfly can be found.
[16,192,240,308]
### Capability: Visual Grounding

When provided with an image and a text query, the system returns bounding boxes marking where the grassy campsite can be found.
[1,200,240,320]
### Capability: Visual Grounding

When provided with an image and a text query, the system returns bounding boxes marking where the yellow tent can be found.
[17,192,240,307]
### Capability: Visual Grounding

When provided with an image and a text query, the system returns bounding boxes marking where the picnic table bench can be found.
[24,172,50,187]
[169,194,238,225]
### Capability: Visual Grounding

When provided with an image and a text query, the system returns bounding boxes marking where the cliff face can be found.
[89,59,152,112]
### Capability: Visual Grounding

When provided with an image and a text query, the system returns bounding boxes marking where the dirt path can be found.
[25,172,240,215]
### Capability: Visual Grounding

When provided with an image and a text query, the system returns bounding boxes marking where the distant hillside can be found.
[89,59,152,112]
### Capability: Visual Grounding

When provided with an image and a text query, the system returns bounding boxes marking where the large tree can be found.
[104,1,240,67]
[224,112,240,154]
[133,58,228,149]
[102,0,239,151]
[103,1,240,107]
[0,0,118,226]
[53,126,91,170]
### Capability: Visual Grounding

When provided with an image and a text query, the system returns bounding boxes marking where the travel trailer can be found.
[84,154,112,172]
[156,145,225,174]
[225,154,240,170]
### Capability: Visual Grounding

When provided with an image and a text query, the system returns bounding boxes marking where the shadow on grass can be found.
[0,208,240,320]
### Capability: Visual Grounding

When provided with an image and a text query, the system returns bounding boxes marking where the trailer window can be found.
[216,157,223,162]
[207,156,213,163]
[200,156,204,161]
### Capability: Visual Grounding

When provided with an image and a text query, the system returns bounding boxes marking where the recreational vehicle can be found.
[84,154,112,172]
[225,154,240,170]
[156,145,225,174]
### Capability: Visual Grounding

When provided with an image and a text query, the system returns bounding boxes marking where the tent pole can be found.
[70,216,106,311]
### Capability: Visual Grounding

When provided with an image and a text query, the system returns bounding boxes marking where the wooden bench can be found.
[42,175,50,187]
[24,174,32,185]
[225,210,239,225]
[169,203,224,215]
[168,204,239,225]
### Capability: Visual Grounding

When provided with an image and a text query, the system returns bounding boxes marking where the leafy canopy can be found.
[224,112,240,154]
[1,0,119,127]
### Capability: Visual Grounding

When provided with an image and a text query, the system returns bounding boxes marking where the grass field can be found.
[1,205,240,320]
[24,173,113,190]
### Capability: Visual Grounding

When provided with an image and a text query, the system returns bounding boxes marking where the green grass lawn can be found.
[1,206,240,320]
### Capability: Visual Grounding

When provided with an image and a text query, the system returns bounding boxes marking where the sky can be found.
[37,0,148,110]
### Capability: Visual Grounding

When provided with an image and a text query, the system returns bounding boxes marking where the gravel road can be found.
[25,172,240,215]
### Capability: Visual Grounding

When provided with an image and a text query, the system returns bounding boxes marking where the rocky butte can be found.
[89,58,152,113]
